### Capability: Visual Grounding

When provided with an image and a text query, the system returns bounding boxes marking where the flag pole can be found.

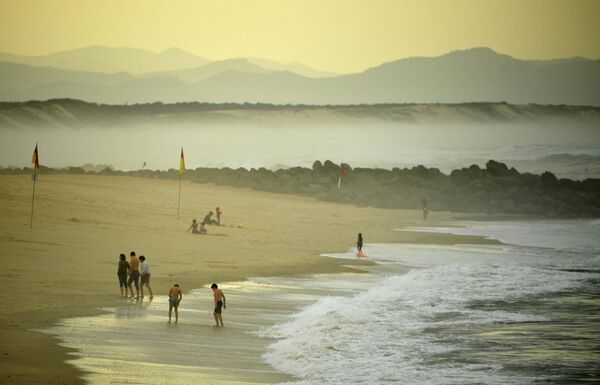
[30,166,37,229]
[30,142,39,229]
[178,146,185,220]
[334,161,343,217]
[177,173,182,220]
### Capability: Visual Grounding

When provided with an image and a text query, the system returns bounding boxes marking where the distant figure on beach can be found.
[357,233,363,253]
[215,207,222,225]
[187,219,206,234]
[168,284,183,323]
[139,256,153,300]
[117,254,130,297]
[422,197,429,220]
[203,211,217,225]
[127,251,140,299]
[211,283,226,327]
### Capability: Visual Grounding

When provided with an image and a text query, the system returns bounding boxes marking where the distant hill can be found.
[1,48,599,105]
[1,99,599,129]
[0,46,335,78]
[0,46,209,74]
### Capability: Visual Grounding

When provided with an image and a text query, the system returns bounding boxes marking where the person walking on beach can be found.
[357,233,363,253]
[215,206,222,225]
[127,251,140,299]
[117,254,130,297]
[139,255,153,300]
[422,197,429,220]
[211,283,226,327]
[168,284,182,323]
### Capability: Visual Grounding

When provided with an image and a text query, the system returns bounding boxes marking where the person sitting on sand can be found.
[117,253,130,297]
[199,222,207,234]
[215,206,222,225]
[168,284,182,323]
[211,283,226,327]
[139,255,153,300]
[187,219,207,234]
[202,211,217,225]
[127,251,140,299]
[187,219,200,233]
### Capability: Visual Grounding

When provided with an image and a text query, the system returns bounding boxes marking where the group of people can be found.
[117,251,153,299]
[117,252,226,326]
[187,206,223,235]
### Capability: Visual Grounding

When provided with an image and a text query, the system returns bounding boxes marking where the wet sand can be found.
[0,174,498,385]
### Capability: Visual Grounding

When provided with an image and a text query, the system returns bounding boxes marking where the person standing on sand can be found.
[357,233,363,253]
[168,284,182,323]
[139,255,153,300]
[117,254,130,297]
[422,197,429,220]
[127,251,140,299]
[215,207,222,225]
[211,283,226,327]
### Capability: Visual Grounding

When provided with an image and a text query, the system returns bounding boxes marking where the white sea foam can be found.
[260,221,600,385]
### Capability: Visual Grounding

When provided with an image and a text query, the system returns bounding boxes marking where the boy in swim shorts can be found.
[168,284,182,323]
[211,283,226,327]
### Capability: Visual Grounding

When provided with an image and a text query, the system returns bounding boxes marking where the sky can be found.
[1,0,599,73]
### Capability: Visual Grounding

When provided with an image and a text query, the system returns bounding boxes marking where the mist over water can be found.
[1,122,599,177]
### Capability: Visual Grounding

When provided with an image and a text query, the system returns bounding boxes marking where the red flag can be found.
[337,163,346,190]
[32,144,40,169]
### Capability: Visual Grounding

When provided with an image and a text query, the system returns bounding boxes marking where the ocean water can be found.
[42,220,600,384]
[258,220,600,385]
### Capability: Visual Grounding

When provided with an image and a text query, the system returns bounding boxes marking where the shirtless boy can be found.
[168,284,183,323]
[211,283,226,327]
[127,251,140,299]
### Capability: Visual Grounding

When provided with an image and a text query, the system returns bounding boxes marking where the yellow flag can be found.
[179,147,185,174]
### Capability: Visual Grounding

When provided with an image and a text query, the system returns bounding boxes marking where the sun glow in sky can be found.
[1,0,599,73]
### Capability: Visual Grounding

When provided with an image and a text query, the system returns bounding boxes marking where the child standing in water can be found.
[168,284,182,323]
[211,283,226,327]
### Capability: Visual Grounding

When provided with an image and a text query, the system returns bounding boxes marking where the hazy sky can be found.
[1,0,599,73]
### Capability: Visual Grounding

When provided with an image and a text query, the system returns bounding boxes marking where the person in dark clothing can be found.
[117,254,130,297]
[203,211,217,225]
[357,233,363,253]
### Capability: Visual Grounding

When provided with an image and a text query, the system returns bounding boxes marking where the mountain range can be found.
[1,46,599,105]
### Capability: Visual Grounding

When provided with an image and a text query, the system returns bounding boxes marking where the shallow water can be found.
[43,220,600,384]
[260,220,600,385]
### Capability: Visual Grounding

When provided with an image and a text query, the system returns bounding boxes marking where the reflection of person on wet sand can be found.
[168,284,182,323]
[211,283,226,327]
[187,219,207,234]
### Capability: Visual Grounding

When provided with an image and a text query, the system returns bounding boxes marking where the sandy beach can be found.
[0,174,498,385]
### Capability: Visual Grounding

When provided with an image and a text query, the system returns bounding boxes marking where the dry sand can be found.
[0,174,498,385]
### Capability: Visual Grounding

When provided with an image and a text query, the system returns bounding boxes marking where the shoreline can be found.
[0,174,500,385]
